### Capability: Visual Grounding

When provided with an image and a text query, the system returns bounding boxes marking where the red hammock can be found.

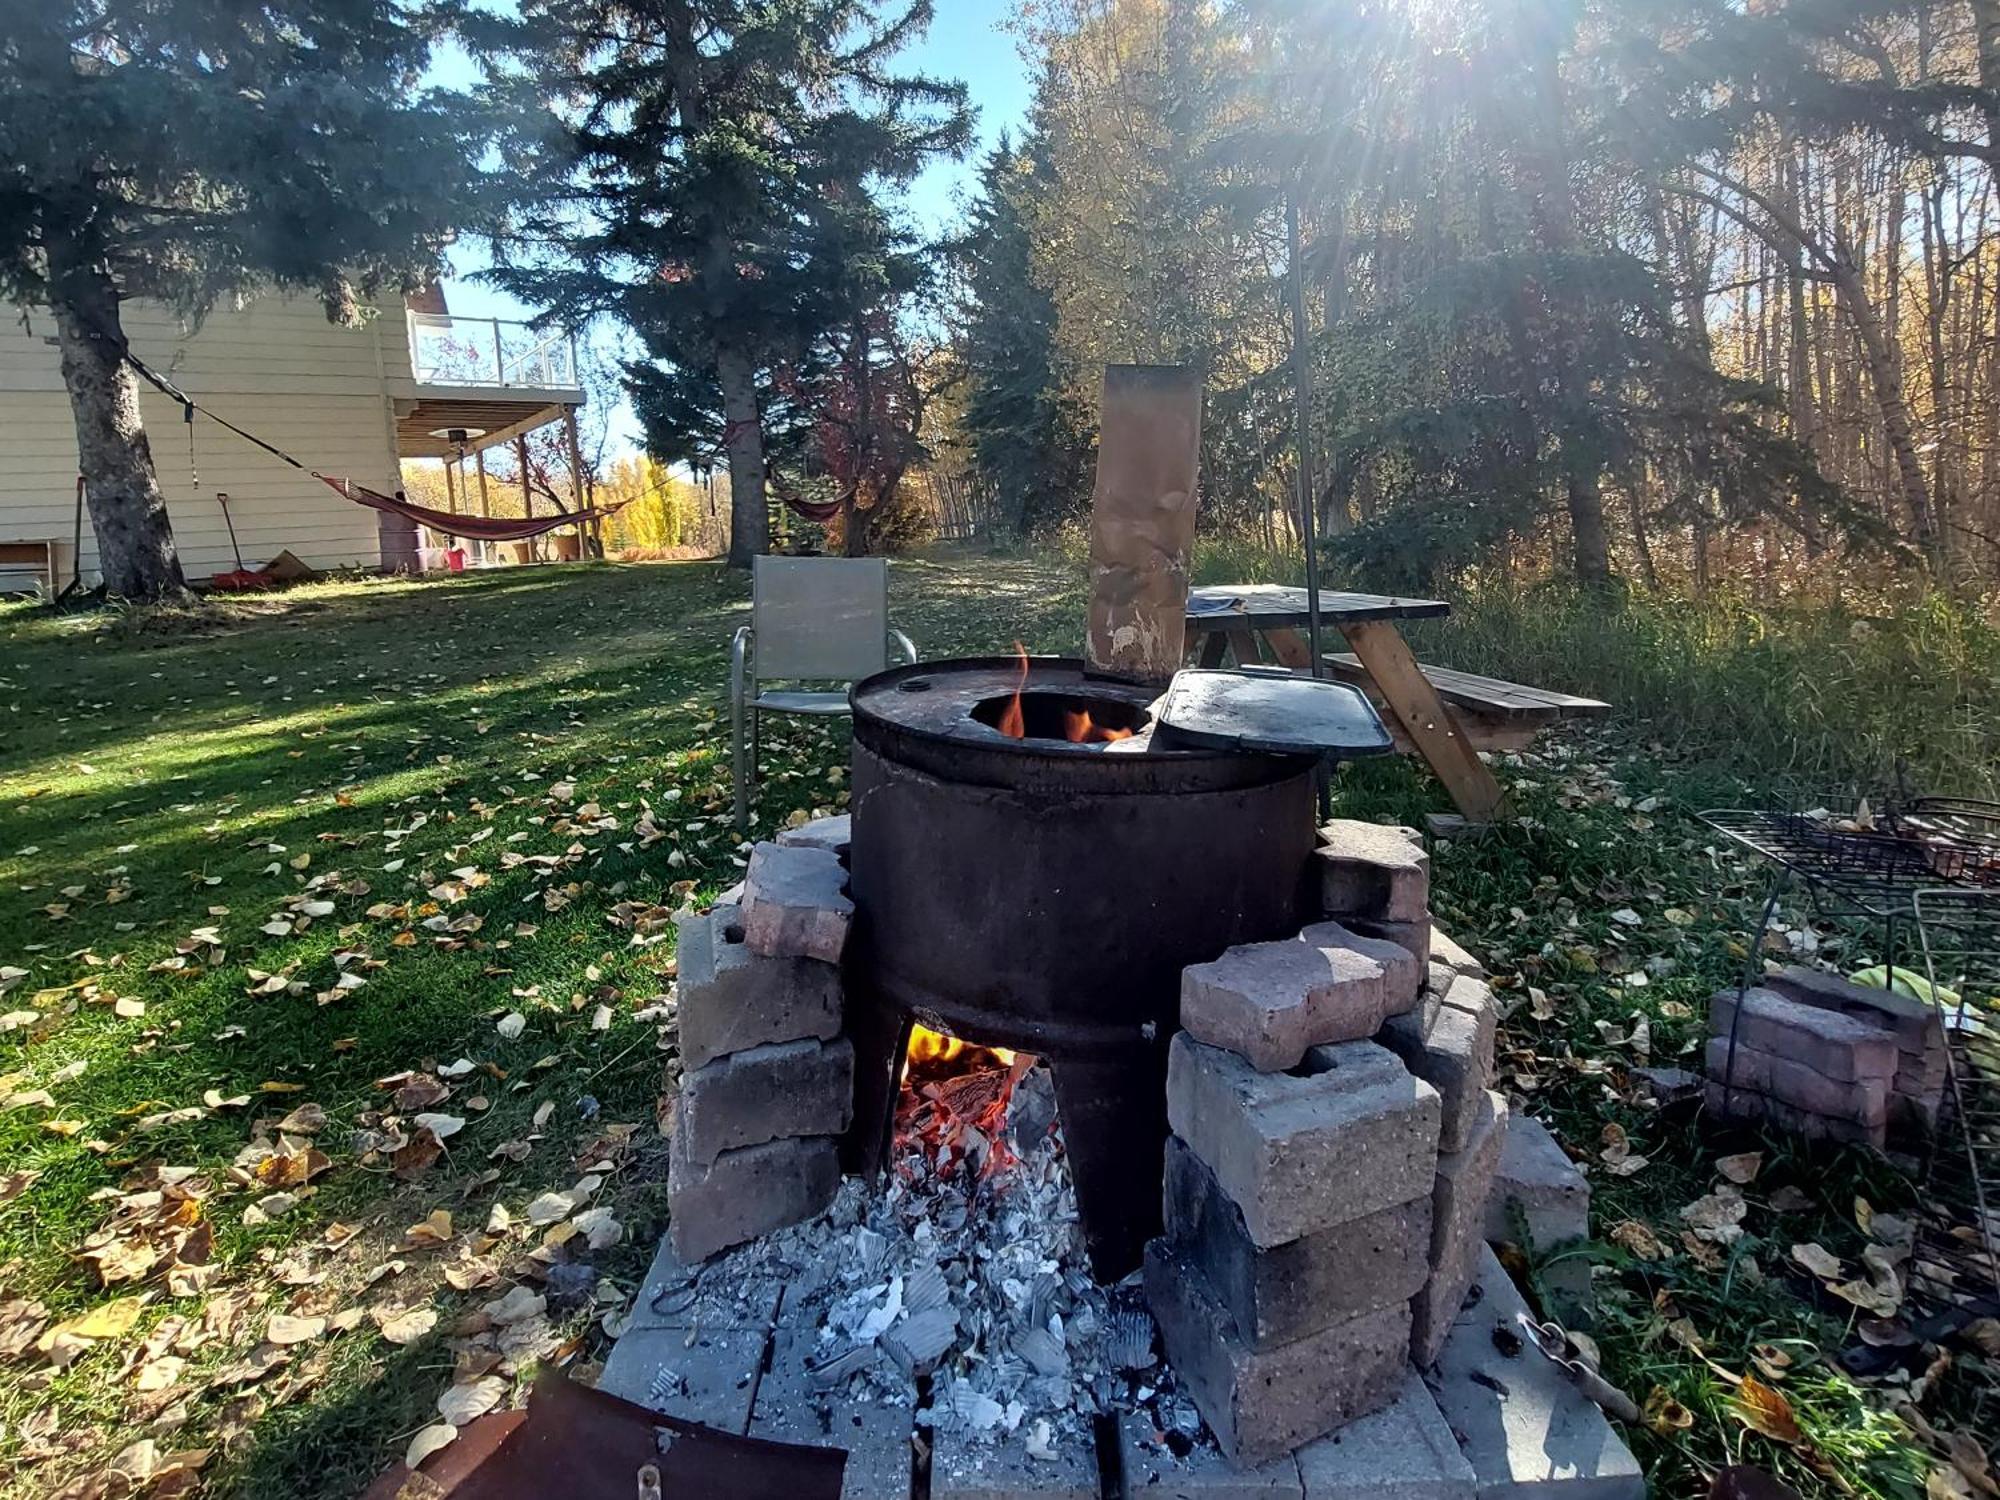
[318,475,628,542]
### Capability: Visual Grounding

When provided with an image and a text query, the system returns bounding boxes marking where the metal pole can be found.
[1286,189,1326,682]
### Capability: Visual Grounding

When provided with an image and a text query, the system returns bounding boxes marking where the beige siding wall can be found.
[0,296,408,586]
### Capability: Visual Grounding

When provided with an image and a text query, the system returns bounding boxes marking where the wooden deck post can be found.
[562,406,598,558]
[516,436,536,564]
[473,448,493,563]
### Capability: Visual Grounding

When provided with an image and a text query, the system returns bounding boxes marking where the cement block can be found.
[741,841,853,963]
[1146,1240,1410,1467]
[1165,1135,1431,1349]
[1431,929,1485,979]
[1376,991,1495,1154]
[675,903,842,1072]
[1316,820,1431,923]
[1483,1116,1589,1254]
[1299,921,1425,1015]
[1295,1372,1476,1500]
[1412,1092,1508,1368]
[667,1124,840,1262]
[1430,1248,1645,1500]
[750,1328,914,1500]
[598,1320,769,1433]
[1764,964,1939,1056]
[1703,1037,1887,1126]
[1702,1083,1885,1149]
[1349,917,1432,970]
[1119,1411,1304,1497]
[1707,988,1896,1083]
[1167,1034,1442,1249]
[776,813,853,854]
[1182,936,1400,1073]
[678,1035,856,1165]
[930,1418,1100,1499]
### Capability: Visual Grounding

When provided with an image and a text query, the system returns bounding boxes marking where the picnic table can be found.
[1186,585,1523,821]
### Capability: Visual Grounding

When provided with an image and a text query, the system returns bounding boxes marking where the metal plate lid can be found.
[1154,667,1394,758]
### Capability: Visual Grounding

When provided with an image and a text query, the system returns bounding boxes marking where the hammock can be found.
[318,476,628,542]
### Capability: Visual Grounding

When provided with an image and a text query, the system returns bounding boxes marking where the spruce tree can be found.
[0,0,479,601]
[474,0,969,568]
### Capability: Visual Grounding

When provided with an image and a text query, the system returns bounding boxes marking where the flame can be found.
[998,642,1028,739]
[908,1023,1014,1070]
[1061,708,1135,744]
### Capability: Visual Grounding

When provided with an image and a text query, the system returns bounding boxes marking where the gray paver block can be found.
[1701,1083,1885,1149]
[667,1123,840,1262]
[741,841,853,963]
[1316,820,1431,923]
[1167,1034,1441,1248]
[1348,917,1431,970]
[1707,988,1896,1083]
[598,1321,770,1433]
[1299,921,1424,1016]
[679,1035,856,1164]
[1182,936,1398,1073]
[1145,1239,1410,1467]
[1430,929,1485,979]
[1165,1135,1430,1350]
[1703,1038,1887,1125]
[1376,990,1495,1154]
[750,1327,914,1500]
[1430,1248,1645,1500]
[929,1419,1101,1499]
[1764,964,1938,1056]
[1412,1092,1508,1368]
[1120,1411,1304,1497]
[1295,1371,1476,1500]
[776,813,853,854]
[1483,1116,1589,1254]
[675,902,842,1072]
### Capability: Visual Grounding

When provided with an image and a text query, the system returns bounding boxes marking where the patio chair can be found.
[731,556,918,832]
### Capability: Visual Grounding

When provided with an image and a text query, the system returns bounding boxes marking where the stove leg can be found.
[841,999,910,1177]
[1050,1049,1170,1282]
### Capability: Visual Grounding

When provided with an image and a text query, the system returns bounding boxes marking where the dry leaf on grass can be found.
[1682,1188,1748,1243]
[1716,1152,1763,1184]
[481,1286,546,1326]
[437,1374,507,1426]
[1733,1375,1804,1446]
[264,1313,325,1346]
[406,1423,459,1471]
[1609,1219,1669,1259]
[1643,1386,1694,1433]
[1791,1243,1843,1280]
[372,1305,438,1346]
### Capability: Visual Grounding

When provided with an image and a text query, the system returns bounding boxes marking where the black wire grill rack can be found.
[1700,796,2000,1317]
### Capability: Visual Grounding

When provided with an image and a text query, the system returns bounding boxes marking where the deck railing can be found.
[408,312,580,390]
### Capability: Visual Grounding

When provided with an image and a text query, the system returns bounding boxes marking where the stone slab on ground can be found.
[1376,990,1495,1154]
[776,813,853,854]
[741,841,853,963]
[679,1035,857,1164]
[1483,1116,1589,1254]
[674,902,843,1072]
[1411,1092,1509,1368]
[1703,1037,1888,1126]
[1707,988,1896,1083]
[1119,1412,1304,1498]
[1145,1239,1410,1467]
[1166,1034,1441,1249]
[929,1422,1102,1500]
[1315,820,1431,923]
[623,1234,785,1333]
[1164,1135,1431,1349]
[1295,1371,1476,1500]
[1181,935,1401,1073]
[1430,1248,1645,1500]
[749,1328,915,1500]
[666,1123,840,1262]
[597,1320,770,1434]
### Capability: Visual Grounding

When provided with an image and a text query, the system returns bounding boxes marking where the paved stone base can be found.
[1430,1249,1645,1500]
[1145,1239,1409,1467]
[598,1320,770,1432]
[930,1420,1101,1499]
[751,1328,915,1500]
[1295,1372,1475,1500]
[1120,1412,1304,1497]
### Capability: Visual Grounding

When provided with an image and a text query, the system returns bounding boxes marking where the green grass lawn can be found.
[0,556,1980,1499]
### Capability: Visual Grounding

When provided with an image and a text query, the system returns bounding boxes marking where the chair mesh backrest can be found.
[752,556,890,682]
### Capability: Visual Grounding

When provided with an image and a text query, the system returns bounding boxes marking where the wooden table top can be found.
[1186,584,1451,628]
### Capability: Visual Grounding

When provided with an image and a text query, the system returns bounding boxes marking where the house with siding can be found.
[0,293,583,590]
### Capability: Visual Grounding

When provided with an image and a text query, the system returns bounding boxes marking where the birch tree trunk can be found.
[48,232,189,602]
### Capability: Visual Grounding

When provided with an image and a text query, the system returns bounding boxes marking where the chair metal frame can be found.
[730,556,917,832]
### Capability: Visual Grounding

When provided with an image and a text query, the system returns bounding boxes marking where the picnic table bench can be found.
[1186,584,1610,822]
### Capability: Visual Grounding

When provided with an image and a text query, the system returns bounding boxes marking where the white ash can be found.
[650,1068,1166,1460]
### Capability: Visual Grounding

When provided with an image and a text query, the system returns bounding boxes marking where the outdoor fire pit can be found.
[841,654,1320,1278]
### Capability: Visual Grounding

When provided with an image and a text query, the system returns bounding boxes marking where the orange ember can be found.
[898,1026,1031,1179]
[1062,708,1135,744]
[998,642,1029,739]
